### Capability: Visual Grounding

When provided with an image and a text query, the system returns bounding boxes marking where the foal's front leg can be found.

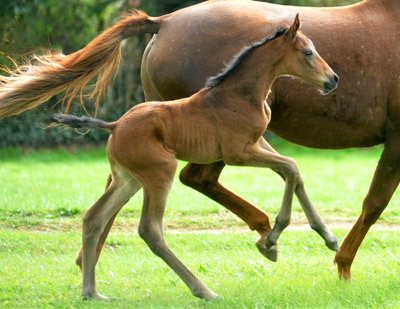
[223,141,300,253]
[258,138,338,251]
[223,139,337,257]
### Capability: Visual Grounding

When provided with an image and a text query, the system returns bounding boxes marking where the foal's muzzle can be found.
[322,73,339,95]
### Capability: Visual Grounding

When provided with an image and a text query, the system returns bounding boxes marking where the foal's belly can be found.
[162,112,223,164]
[171,130,223,164]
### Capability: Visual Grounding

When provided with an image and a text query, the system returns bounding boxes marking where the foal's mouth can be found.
[321,74,339,95]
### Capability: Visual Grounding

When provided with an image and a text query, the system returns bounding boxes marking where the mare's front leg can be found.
[258,138,338,251]
[179,161,277,261]
[335,120,400,279]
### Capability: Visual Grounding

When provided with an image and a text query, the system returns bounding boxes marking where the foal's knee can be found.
[282,158,301,185]
[275,214,291,230]
[82,214,104,243]
[138,225,165,256]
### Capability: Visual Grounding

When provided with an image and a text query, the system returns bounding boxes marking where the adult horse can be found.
[0,0,397,281]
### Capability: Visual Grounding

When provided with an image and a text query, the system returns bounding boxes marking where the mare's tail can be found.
[0,10,161,118]
[51,113,115,133]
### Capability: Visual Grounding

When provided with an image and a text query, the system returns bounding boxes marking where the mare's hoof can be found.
[256,236,278,262]
[334,253,352,281]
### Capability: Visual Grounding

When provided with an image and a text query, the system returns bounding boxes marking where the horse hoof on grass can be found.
[256,236,278,262]
[83,292,110,301]
[334,253,352,281]
[326,238,340,252]
[193,288,218,300]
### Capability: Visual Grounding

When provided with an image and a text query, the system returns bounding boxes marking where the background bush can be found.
[0,0,358,147]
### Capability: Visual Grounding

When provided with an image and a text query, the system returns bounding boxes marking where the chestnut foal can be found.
[53,15,338,300]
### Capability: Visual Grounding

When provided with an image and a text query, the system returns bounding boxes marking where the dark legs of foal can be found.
[335,122,400,279]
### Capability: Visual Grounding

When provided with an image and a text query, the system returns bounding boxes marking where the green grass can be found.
[1,229,400,308]
[1,140,400,307]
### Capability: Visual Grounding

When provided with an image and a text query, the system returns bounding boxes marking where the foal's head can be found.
[279,14,338,95]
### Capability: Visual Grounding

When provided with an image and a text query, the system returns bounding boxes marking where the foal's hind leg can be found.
[81,168,141,299]
[258,138,338,251]
[137,162,217,300]
[179,162,277,261]
[76,174,120,270]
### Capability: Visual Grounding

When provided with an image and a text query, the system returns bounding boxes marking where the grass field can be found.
[1,140,400,307]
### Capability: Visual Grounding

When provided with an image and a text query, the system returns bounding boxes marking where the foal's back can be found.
[109,91,224,164]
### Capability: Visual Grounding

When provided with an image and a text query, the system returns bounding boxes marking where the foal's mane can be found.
[205,27,287,89]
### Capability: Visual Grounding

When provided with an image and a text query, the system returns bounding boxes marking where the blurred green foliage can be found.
[0,0,359,147]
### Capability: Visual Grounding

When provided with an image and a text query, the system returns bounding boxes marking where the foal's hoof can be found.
[82,292,110,301]
[326,237,340,252]
[203,290,218,301]
[256,236,278,262]
[193,288,218,300]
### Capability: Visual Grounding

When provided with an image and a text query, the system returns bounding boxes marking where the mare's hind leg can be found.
[81,167,141,299]
[258,138,338,251]
[179,162,277,261]
[137,161,217,300]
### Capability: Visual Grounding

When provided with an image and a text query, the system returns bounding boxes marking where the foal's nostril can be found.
[333,74,339,84]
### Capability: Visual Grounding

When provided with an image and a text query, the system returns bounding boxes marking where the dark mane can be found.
[205,27,287,89]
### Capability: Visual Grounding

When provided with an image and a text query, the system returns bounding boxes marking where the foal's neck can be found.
[211,39,284,109]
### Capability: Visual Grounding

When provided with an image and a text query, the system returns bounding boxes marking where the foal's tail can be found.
[51,113,115,133]
[0,10,162,118]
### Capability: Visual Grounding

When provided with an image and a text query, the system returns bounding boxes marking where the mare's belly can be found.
[268,78,387,149]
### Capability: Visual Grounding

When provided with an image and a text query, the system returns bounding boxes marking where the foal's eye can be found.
[303,50,313,58]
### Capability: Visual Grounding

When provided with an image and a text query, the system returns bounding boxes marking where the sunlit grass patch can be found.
[1,229,400,307]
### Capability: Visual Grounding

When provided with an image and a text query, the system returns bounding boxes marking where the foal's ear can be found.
[286,13,301,41]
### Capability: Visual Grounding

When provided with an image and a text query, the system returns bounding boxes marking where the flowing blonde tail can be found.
[0,10,161,118]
